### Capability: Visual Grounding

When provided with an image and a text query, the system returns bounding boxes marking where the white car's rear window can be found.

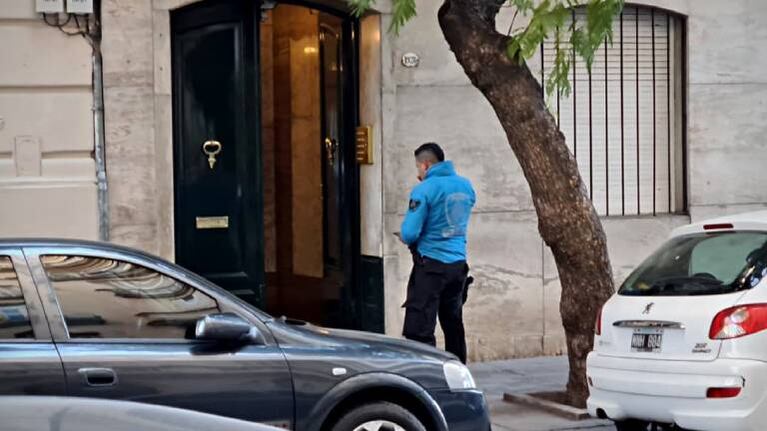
[620,231,767,296]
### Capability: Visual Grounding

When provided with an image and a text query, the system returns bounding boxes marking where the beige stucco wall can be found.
[0,1,98,240]
[99,0,173,258]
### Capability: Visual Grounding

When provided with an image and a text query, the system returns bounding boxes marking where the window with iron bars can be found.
[536,6,686,216]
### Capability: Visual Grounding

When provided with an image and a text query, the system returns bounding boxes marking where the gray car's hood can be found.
[267,317,457,362]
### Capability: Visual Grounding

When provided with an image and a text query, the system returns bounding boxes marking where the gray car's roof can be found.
[0,238,274,321]
[0,396,281,431]
[0,238,146,253]
[0,238,168,265]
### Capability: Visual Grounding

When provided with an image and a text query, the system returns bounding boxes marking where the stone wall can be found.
[685,0,767,221]
[0,1,97,239]
[102,0,173,257]
[379,0,767,360]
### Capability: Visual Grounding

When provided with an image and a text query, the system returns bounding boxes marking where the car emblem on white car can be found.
[642,302,655,315]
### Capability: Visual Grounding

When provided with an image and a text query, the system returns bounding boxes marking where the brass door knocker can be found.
[324,137,337,166]
[202,140,222,169]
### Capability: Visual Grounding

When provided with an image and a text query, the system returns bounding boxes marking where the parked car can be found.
[0,239,488,431]
[588,211,767,431]
[0,396,282,431]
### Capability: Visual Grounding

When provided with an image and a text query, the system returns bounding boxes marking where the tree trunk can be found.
[437,0,614,407]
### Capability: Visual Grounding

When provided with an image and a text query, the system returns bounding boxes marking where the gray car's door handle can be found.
[79,368,118,387]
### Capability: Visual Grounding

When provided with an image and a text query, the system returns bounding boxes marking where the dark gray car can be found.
[0,396,282,431]
[0,239,489,431]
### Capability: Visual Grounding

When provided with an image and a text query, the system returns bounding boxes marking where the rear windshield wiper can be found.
[654,275,724,286]
[623,276,725,296]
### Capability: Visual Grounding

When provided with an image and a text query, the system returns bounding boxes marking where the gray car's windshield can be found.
[619,232,767,296]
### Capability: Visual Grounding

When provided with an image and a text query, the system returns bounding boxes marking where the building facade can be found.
[1,0,766,360]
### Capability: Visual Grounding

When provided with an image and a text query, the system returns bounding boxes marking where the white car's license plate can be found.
[630,328,663,353]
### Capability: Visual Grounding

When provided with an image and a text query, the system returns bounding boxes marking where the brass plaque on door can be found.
[196,216,229,229]
[355,126,373,165]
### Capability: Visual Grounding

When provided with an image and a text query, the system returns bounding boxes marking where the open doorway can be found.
[260,4,358,328]
[171,0,362,330]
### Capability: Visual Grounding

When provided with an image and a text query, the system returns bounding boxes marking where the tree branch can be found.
[507,7,520,35]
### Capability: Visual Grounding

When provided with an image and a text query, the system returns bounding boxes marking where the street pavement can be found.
[469,356,616,431]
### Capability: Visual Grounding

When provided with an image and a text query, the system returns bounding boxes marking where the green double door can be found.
[171,0,361,328]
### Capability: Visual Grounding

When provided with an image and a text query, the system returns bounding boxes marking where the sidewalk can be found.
[469,356,615,431]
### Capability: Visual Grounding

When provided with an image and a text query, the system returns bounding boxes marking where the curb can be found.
[503,392,592,421]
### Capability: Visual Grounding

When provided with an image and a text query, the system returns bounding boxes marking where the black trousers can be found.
[402,254,468,364]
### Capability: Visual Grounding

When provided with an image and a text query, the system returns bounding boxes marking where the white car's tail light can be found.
[706,387,741,398]
[595,306,603,336]
[709,304,767,339]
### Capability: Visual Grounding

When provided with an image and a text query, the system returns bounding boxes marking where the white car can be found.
[588,211,767,431]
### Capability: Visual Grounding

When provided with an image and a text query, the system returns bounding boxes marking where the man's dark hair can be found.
[414,142,445,163]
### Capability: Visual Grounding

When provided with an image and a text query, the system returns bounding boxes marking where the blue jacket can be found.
[400,161,476,264]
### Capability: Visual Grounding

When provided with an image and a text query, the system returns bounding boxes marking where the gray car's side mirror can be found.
[195,313,260,343]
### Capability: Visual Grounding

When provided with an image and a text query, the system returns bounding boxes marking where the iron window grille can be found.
[537,6,687,216]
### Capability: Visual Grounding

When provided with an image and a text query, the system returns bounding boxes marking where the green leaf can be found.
[509,0,570,64]
[546,26,572,98]
[347,0,375,17]
[389,0,417,34]
[507,38,523,63]
[506,0,623,99]
[571,0,623,73]
[509,0,535,13]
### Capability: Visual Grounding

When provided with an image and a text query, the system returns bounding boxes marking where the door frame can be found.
[273,0,364,330]
[342,16,363,331]
[170,0,364,330]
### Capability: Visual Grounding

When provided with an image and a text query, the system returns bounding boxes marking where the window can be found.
[620,232,767,296]
[689,234,767,284]
[0,256,34,339]
[42,256,219,339]
[540,6,685,216]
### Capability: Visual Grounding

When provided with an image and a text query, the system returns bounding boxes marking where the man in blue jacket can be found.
[399,143,476,363]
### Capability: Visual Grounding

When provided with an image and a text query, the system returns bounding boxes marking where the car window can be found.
[0,256,35,339]
[689,233,767,284]
[41,255,219,339]
[620,232,767,296]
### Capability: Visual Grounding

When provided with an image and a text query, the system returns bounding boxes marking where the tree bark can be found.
[437,0,614,407]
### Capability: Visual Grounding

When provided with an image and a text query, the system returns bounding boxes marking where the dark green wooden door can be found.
[171,0,264,306]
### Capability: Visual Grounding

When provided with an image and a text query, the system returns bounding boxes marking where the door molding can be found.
[139,0,376,262]
[101,0,384,331]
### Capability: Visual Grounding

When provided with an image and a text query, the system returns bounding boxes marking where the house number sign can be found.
[401,52,420,68]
